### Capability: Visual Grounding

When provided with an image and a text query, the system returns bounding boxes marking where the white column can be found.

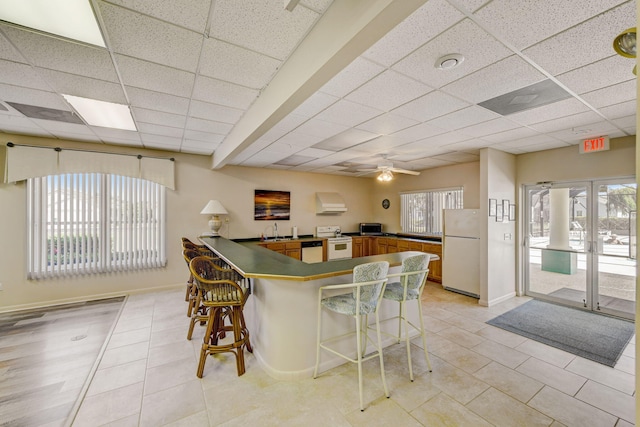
[548,188,571,250]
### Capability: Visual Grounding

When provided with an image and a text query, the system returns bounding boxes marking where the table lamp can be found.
[200,200,227,236]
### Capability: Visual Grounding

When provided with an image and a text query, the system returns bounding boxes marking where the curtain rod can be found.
[6,142,175,161]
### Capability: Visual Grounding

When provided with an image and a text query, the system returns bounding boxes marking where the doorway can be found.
[524,178,636,320]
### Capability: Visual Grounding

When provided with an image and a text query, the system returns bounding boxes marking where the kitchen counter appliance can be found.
[359,222,382,235]
[317,225,352,260]
[301,240,323,263]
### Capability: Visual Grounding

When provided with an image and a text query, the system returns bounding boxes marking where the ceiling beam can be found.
[211,0,429,169]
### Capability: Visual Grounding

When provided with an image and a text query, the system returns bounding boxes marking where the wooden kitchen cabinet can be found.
[261,241,301,260]
[421,242,442,283]
[352,237,371,258]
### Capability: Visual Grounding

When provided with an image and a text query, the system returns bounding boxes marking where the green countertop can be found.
[199,236,431,281]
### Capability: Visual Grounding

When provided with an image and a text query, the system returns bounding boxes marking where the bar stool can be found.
[382,253,432,381]
[189,256,251,377]
[313,261,390,411]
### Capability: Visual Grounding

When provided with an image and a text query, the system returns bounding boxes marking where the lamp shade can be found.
[200,200,228,215]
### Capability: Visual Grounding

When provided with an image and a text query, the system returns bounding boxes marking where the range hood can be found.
[316,192,347,214]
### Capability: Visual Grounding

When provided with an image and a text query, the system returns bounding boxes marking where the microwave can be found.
[359,223,383,235]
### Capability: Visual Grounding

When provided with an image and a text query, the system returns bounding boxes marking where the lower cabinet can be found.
[260,241,301,260]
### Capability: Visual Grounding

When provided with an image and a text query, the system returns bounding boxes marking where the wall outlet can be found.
[225,217,230,223]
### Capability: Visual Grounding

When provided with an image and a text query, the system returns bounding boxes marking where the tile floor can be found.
[65,282,636,426]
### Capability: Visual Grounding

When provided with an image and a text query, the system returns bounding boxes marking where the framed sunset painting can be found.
[254,190,290,220]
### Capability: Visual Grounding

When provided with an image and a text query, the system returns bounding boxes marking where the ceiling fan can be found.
[358,160,420,181]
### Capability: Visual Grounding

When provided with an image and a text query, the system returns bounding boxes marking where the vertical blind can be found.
[400,187,463,235]
[27,173,166,279]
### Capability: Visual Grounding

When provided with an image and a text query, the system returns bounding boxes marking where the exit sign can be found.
[579,136,609,154]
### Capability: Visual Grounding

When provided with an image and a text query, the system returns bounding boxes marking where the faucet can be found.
[274,222,278,240]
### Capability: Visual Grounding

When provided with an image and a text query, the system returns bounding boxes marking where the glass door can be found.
[524,179,636,320]
[592,179,636,319]
[525,183,590,310]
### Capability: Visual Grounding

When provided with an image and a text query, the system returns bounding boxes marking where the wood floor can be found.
[0,297,125,427]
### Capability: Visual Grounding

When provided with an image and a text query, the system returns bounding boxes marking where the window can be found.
[27,173,166,279]
[400,187,463,235]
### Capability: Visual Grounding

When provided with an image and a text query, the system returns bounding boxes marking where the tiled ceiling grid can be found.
[0,0,635,177]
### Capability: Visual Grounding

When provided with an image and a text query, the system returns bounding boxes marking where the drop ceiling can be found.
[0,0,635,176]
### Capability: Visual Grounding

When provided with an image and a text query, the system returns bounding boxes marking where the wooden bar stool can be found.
[189,256,251,377]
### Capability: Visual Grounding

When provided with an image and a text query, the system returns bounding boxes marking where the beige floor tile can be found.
[427,359,490,405]
[516,357,586,396]
[149,325,188,348]
[471,339,530,369]
[475,324,528,348]
[345,396,422,427]
[106,327,151,350]
[515,339,576,368]
[575,380,635,423]
[87,359,147,397]
[528,386,618,427]
[422,314,453,333]
[474,361,544,403]
[144,357,198,396]
[411,392,493,426]
[467,387,553,426]
[103,414,141,427]
[139,379,205,427]
[162,410,210,427]
[440,313,488,333]
[113,314,153,334]
[73,382,144,427]
[430,340,491,374]
[565,356,635,395]
[436,325,485,348]
[614,354,635,375]
[99,341,149,369]
[147,338,196,369]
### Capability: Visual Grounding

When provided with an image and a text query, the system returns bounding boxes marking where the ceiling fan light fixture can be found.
[377,170,393,182]
[435,54,465,70]
[613,27,636,58]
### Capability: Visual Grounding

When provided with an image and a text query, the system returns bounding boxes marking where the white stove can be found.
[317,226,352,260]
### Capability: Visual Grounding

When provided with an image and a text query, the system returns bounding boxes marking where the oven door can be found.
[327,239,352,260]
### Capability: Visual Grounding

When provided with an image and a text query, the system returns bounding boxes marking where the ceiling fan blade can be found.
[390,167,420,175]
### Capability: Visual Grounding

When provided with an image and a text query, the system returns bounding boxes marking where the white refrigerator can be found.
[443,209,480,298]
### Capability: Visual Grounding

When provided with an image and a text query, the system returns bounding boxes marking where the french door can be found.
[524,178,636,320]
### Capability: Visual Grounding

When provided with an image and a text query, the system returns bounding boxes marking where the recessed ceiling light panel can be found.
[63,95,136,131]
[435,54,465,70]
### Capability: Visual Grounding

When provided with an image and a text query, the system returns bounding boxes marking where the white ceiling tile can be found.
[516,140,571,153]
[457,0,492,13]
[429,130,478,146]
[50,131,102,143]
[132,108,186,129]
[457,118,520,138]
[126,87,190,115]
[599,100,636,120]
[363,0,464,66]
[183,130,225,144]
[390,122,447,143]
[1,26,119,82]
[299,0,334,13]
[473,0,627,49]
[556,55,635,95]
[296,147,335,158]
[312,128,380,151]
[393,143,454,157]
[0,83,67,109]
[143,140,183,151]
[432,152,480,163]
[481,126,541,144]
[0,113,52,136]
[393,19,512,89]
[189,100,243,124]
[92,127,141,143]
[96,137,142,147]
[314,99,383,127]
[346,69,431,112]
[0,28,25,63]
[37,68,127,104]
[31,119,92,134]
[186,117,233,135]
[442,138,493,151]
[0,60,51,91]
[522,1,636,76]
[140,134,182,147]
[274,131,324,149]
[137,122,183,138]
[210,0,320,60]
[320,57,386,98]
[506,98,590,126]
[547,121,620,143]
[527,110,605,133]
[270,113,309,135]
[192,75,259,109]
[294,118,349,140]
[426,105,501,132]
[115,55,195,98]
[350,135,413,153]
[404,157,454,168]
[492,134,564,149]
[581,79,637,109]
[391,90,469,122]
[442,55,545,104]
[356,113,420,135]
[99,2,202,72]
[200,39,281,89]
[229,136,273,163]
[105,0,211,33]
[180,145,214,155]
[612,115,636,129]
[292,92,339,118]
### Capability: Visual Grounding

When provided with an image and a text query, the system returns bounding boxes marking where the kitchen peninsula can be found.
[199,236,439,380]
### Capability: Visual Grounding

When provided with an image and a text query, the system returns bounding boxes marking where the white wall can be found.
[481,148,517,306]
[0,134,376,311]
